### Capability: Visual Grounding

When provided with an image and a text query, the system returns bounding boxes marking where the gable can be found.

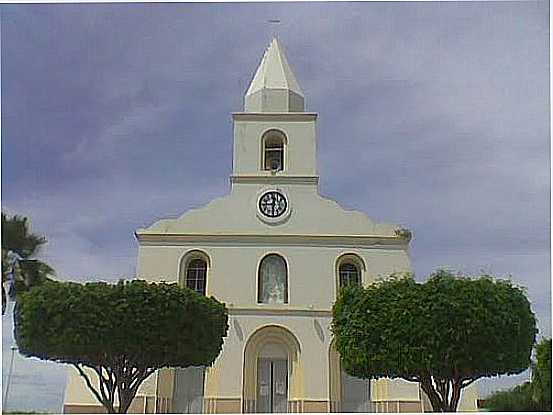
[136,186,402,239]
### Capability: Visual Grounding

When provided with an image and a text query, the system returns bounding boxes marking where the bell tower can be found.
[231,38,319,185]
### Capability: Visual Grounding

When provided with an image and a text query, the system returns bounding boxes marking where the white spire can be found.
[244,38,305,112]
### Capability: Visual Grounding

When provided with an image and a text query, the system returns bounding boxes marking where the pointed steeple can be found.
[245,38,305,112]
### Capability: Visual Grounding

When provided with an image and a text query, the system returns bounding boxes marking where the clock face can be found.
[259,191,288,218]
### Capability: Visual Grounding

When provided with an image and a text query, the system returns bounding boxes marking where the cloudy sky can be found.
[1,2,550,412]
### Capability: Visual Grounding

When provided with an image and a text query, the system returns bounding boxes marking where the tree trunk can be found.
[420,378,446,412]
[118,393,130,414]
[2,284,6,315]
[74,363,156,414]
[419,376,464,412]
[118,384,136,415]
[13,301,22,346]
[447,382,462,412]
[73,364,117,413]
[116,366,154,413]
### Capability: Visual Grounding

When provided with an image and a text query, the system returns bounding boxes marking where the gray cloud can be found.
[1,2,549,411]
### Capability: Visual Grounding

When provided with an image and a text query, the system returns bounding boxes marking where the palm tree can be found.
[1,212,54,314]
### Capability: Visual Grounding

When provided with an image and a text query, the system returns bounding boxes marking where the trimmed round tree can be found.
[16,279,229,414]
[332,270,537,412]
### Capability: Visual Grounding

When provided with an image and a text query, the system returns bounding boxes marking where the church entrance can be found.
[256,357,288,413]
[242,326,300,413]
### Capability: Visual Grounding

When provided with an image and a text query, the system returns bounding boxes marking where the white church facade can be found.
[63,39,477,413]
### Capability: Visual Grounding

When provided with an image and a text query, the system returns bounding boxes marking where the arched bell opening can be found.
[261,130,287,172]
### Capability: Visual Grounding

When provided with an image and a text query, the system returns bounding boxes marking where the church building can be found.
[63,38,477,414]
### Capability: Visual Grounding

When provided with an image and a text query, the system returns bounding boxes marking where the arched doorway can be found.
[329,340,372,412]
[257,341,288,413]
[242,325,301,413]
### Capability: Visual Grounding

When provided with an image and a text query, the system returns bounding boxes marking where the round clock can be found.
[258,191,288,218]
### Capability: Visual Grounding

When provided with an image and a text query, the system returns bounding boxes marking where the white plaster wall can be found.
[139,183,398,236]
[233,119,316,176]
[137,244,411,309]
[208,314,333,400]
[135,239,415,404]
[458,383,479,411]
[383,378,421,401]
[202,314,425,404]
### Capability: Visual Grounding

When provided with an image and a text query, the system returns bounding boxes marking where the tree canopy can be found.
[16,279,229,413]
[332,270,537,412]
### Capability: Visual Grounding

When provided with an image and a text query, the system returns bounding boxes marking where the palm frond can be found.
[2,212,47,258]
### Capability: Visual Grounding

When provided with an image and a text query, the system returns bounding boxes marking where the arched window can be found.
[186,259,207,294]
[180,250,210,295]
[339,263,360,288]
[258,254,288,304]
[262,130,286,171]
[336,254,364,291]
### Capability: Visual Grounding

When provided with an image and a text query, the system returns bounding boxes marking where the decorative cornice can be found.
[230,175,319,185]
[134,232,408,249]
[232,112,318,122]
[227,306,332,317]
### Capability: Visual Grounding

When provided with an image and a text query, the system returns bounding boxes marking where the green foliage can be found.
[484,381,538,412]
[483,338,551,411]
[16,279,229,413]
[394,227,412,241]
[16,260,54,290]
[532,338,551,410]
[17,279,228,368]
[484,338,551,412]
[1,212,54,314]
[2,213,46,258]
[332,269,537,412]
